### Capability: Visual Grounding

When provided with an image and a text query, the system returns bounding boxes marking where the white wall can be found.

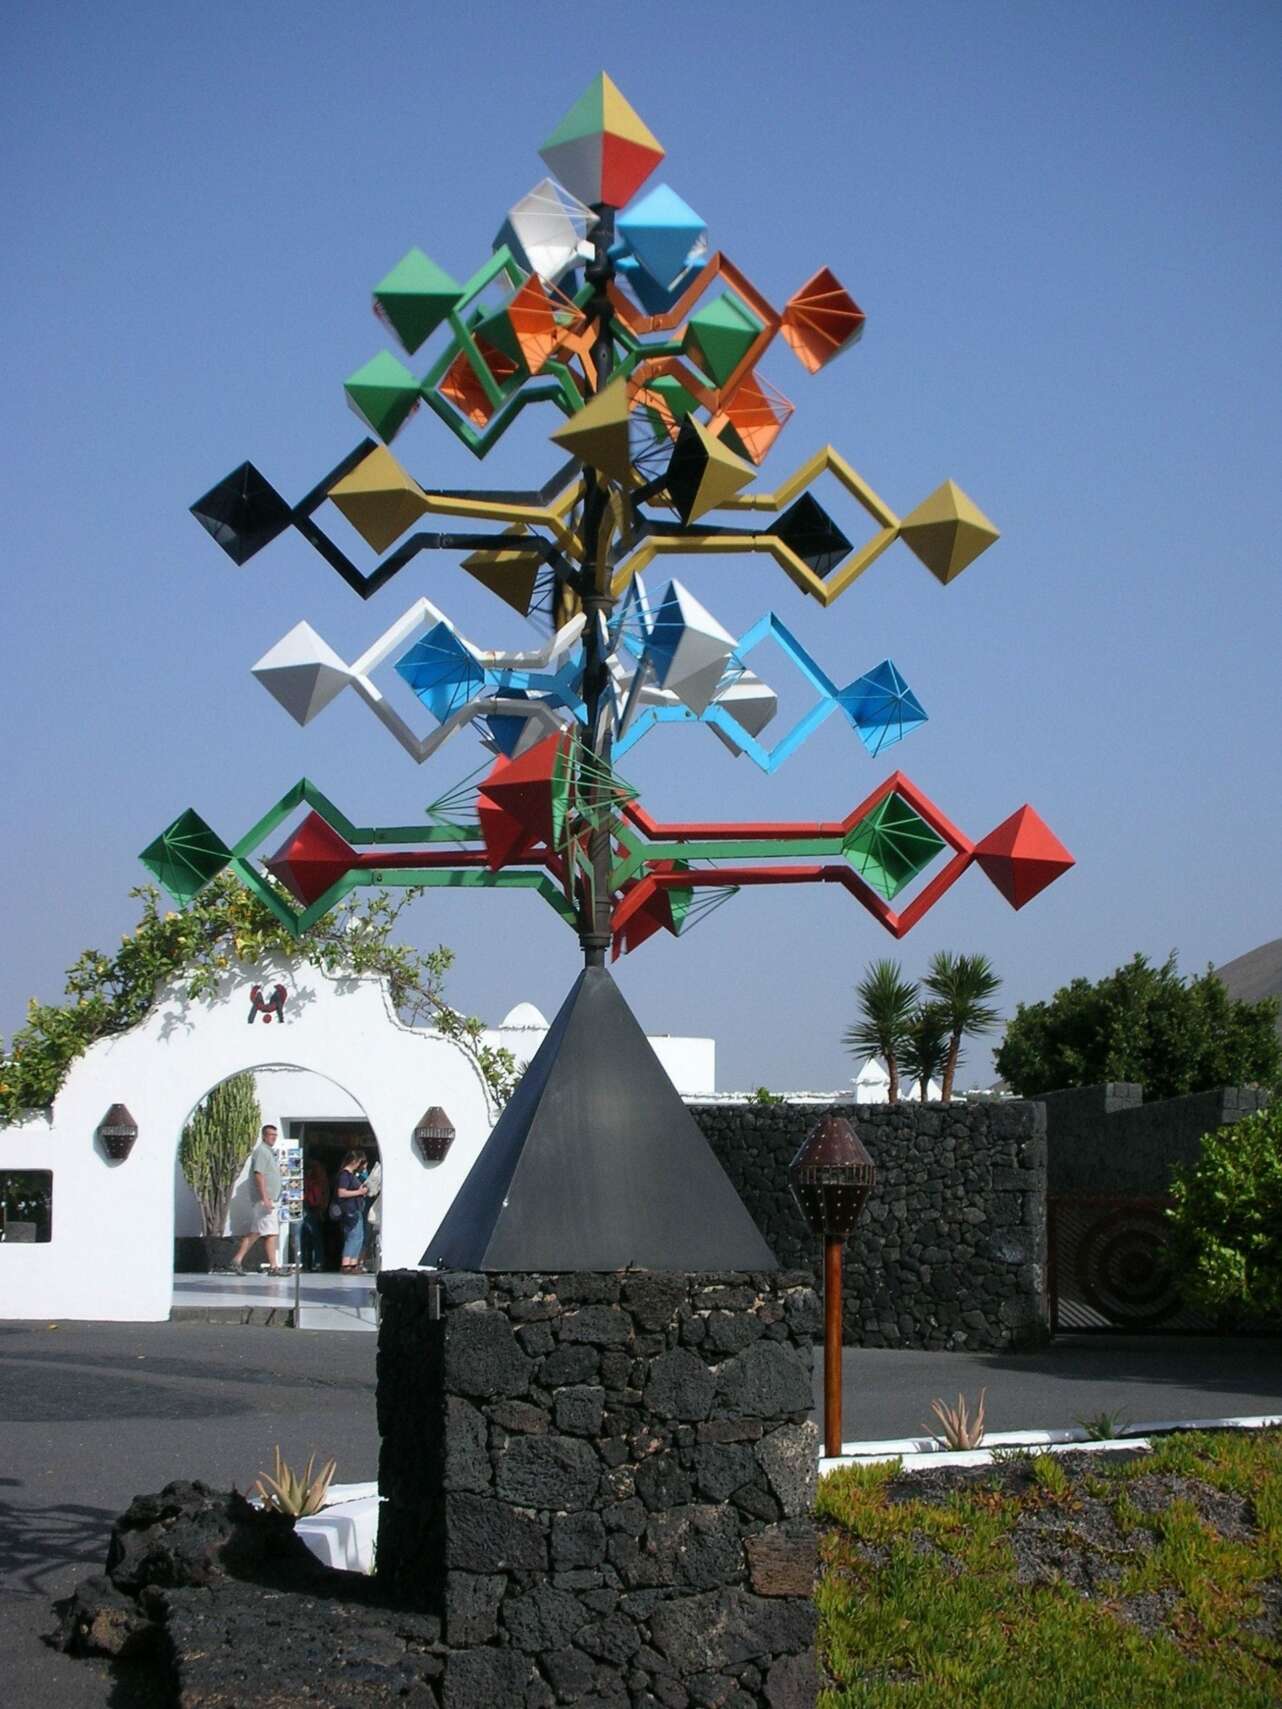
[0,958,493,1321]
[0,961,722,1321]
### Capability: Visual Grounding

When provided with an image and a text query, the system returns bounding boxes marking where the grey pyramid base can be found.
[424,967,777,1272]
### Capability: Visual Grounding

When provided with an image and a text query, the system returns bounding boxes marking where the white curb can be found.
[819,1411,1281,1477]
[251,1481,383,1574]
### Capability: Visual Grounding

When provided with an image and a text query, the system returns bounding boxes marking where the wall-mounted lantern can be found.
[788,1113,876,1459]
[97,1103,140,1163]
[413,1106,455,1164]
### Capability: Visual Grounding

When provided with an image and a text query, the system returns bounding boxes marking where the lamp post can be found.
[788,1114,876,1458]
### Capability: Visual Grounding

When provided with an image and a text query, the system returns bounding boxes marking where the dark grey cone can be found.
[424,967,777,1271]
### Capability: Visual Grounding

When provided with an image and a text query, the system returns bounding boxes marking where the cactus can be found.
[179,1072,262,1237]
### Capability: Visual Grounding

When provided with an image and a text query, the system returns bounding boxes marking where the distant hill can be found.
[1215,937,1282,1042]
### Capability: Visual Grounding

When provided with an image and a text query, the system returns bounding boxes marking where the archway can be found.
[173,1063,383,1312]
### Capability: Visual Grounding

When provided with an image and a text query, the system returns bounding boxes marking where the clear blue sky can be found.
[3,1,1280,1092]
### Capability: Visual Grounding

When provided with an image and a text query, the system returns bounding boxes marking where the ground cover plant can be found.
[817,1427,1282,1706]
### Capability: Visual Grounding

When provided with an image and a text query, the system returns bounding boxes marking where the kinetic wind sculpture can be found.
[150,75,1074,1268]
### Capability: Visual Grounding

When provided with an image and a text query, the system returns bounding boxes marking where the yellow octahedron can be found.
[549,378,637,487]
[898,481,1000,585]
[328,445,431,553]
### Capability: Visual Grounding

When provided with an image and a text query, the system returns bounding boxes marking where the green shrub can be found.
[996,951,1279,1099]
[1167,1104,1282,1321]
[749,1086,785,1105]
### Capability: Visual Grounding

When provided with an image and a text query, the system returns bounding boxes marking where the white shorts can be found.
[252,1205,278,1237]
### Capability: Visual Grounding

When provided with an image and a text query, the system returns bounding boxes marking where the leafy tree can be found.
[995,952,1280,1099]
[845,959,918,1103]
[0,875,518,1122]
[901,1003,951,1102]
[923,951,1002,1102]
[1166,1104,1282,1321]
[179,1072,262,1238]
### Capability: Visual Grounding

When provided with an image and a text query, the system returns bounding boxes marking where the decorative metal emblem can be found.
[247,983,288,1025]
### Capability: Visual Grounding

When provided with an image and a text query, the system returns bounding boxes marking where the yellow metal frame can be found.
[327,444,586,558]
[609,446,904,605]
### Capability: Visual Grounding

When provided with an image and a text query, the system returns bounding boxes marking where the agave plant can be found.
[924,1388,988,1450]
[1076,1407,1130,1442]
[253,1446,337,1517]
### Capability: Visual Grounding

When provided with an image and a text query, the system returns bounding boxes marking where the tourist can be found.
[335,1148,369,1274]
[229,1125,287,1275]
[362,1159,382,1272]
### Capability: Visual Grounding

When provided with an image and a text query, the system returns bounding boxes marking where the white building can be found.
[849,1055,944,1103]
[0,959,714,1322]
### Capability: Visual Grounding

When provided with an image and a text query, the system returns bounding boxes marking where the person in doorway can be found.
[229,1125,287,1275]
[335,1148,369,1274]
[301,1158,330,1272]
[362,1159,382,1272]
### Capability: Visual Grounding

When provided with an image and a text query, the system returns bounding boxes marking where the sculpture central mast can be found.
[576,202,618,968]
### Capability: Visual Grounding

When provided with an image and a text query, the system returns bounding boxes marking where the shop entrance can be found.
[173,1067,384,1281]
[286,1118,382,1274]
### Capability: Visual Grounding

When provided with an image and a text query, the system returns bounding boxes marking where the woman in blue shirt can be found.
[334,1149,370,1273]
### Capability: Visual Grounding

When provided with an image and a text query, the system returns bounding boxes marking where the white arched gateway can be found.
[0,957,495,1321]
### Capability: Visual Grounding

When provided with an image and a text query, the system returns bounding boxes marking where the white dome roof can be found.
[499,1001,550,1030]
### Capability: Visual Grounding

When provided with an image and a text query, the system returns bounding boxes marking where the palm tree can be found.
[845,959,918,1103]
[901,1003,951,1102]
[923,951,1003,1102]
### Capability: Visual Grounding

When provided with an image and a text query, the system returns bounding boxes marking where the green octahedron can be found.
[139,809,232,905]
[843,793,946,900]
[372,248,462,355]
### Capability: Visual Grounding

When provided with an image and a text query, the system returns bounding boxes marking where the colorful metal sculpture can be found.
[169,72,1073,971]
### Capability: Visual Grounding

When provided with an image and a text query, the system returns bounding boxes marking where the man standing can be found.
[229,1124,285,1275]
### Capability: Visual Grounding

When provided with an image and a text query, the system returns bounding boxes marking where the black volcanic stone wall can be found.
[376,1269,821,1708]
[690,1099,1048,1352]
[1039,1082,1268,1194]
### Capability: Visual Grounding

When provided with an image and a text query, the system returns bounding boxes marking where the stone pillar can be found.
[377,1269,821,1709]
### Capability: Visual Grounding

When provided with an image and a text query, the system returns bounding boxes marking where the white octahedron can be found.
[253,578,785,771]
[505,178,593,283]
[608,573,779,753]
[248,623,350,726]
[642,579,738,715]
[252,602,585,764]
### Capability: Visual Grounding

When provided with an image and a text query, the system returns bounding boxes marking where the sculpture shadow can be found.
[0,1498,119,1597]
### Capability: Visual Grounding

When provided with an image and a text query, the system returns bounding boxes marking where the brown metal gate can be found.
[1047,1194,1214,1333]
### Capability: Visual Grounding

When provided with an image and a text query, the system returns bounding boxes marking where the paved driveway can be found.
[0,1320,380,1709]
[1,1318,1279,1707]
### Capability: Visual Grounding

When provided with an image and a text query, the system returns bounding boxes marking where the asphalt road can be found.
[0,1321,381,1709]
[1,1318,1279,1707]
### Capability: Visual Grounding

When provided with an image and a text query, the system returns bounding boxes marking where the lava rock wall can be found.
[1038,1082,1267,1195]
[376,1269,821,1708]
[690,1099,1048,1351]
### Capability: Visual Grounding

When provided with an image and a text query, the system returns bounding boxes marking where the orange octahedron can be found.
[438,339,522,428]
[714,372,796,465]
[781,267,866,373]
[974,806,1075,908]
[506,275,572,376]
